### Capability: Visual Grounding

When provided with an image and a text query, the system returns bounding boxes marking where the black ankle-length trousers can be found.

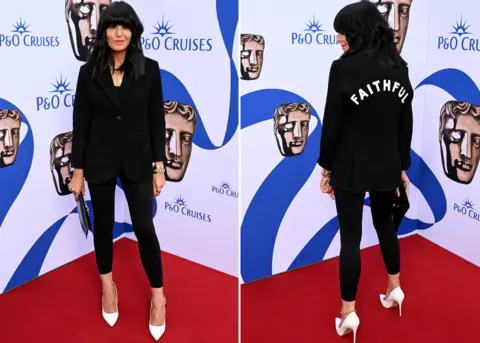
[88,173,163,288]
[334,188,400,301]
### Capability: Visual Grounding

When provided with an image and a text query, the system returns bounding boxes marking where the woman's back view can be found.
[320,53,413,192]
[317,2,413,342]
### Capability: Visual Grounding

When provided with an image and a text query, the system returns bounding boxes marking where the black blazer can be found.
[318,54,414,193]
[71,57,166,183]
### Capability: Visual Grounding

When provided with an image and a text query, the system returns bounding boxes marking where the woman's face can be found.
[337,33,349,52]
[106,24,132,52]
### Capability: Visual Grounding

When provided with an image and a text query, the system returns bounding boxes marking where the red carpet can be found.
[0,238,237,343]
[241,234,480,343]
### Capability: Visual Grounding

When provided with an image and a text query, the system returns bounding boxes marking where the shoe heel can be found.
[380,287,405,316]
[335,311,359,342]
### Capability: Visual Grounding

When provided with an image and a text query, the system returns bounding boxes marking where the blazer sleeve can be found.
[399,92,413,170]
[148,60,167,163]
[318,60,343,171]
[71,66,91,169]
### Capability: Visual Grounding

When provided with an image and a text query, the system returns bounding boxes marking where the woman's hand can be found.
[153,172,166,197]
[69,170,85,202]
[320,170,335,200]
[397,170,410,197]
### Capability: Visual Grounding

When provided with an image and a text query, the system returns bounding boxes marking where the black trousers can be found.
[88,173,163,288]
[335,188,400,302]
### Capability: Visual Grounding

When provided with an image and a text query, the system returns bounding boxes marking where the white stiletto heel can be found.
[380,287,405,316]
[102,282,119,327]
[149,296,166,341]
[335,310,360,343]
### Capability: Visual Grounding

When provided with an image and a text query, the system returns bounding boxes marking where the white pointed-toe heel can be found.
[380,287,405,316]
[335,310,360,343]
[102,282,119,327]
[149,296,166,341]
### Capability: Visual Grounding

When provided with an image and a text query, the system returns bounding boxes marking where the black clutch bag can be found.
[77,193,92,238]
[392,183,410,232]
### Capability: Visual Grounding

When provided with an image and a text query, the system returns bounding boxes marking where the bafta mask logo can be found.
[273,103,312,157]
[369,0,412,53]
[240,34,265,80]
[0,110,21,168]
[439,101,480,185]
[164,101,196,182]
[65,0,112,61]
[50,132,74,195]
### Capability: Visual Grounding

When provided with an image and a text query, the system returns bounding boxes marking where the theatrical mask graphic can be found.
[0,110,21,168]
[439,101,480,185]
[164,101,197,182]
[50,132,74,196]
[240,34,265,80]
[273,103,312,157]
[65,0,112,62]
[368,0,412,53]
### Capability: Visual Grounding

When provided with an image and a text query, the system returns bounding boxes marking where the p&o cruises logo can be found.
[142,15,213,52]
[0,18,60,48]
[212,181,238,199]
[437,16,480,52]
[291,15,338,46]
[164,196,212,223]
[36,75,75,112]
[453,198,480,222]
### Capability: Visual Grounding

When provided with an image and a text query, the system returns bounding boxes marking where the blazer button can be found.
[116,116,121,121]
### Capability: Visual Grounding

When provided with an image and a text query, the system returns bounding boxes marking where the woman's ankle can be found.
[341,300,356,316]
[387,273,400,291]
[151,287,165,305]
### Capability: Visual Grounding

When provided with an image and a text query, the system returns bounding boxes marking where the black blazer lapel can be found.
[97,68,123,115]
[119,69,134,99]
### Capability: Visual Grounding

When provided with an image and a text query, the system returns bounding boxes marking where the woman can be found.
[68,1,167,340]
[318,1,413,341]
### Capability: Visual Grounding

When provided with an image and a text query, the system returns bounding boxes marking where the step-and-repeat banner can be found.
[240,0,480,283]
[0,0,238,293]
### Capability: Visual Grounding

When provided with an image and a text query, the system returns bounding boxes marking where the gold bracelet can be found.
[152,165,165,174]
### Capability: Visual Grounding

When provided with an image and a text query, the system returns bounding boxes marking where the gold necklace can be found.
[115,72,123,86]
[111,69,123,86]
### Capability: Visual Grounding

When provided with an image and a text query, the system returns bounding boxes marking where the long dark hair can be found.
[333,1,407,68]
[87,1,145,80]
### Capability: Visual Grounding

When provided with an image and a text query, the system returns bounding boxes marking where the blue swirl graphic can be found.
[161,0,238,150]
[240,68,471,283]
[4,0,238,292]
[416,68,480,105]
[0,99,34,229]
[240,89,320,282]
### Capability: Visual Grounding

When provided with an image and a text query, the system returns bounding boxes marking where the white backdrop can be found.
[240,0,480,283]
[0,0,238,294]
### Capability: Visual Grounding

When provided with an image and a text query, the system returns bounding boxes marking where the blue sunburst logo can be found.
[165,195,212,222]
[451,16,471,36]
[174,196,187,207]
[152,15,175,37]
[304,15,325,33]
[50,75,72,95]
[11,18,30,34]
[291,16,337,45]
[212,181,237,198]
[462,198,474,210]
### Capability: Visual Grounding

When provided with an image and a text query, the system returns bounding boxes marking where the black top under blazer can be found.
[318,54,414,193]
[71,57,166,183]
